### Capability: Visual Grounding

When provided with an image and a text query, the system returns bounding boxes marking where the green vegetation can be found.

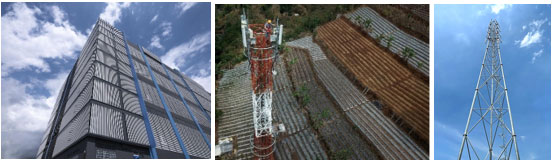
[417,61,424,69]
[293,84,311,106]
[376,33,385,43]
[355,15,363,25]
[288,57,297,65]
[363,18,373,33]
[401,47,415,62]
[215,5,359,80]
[385,34,395,49]
[319,108,331,119]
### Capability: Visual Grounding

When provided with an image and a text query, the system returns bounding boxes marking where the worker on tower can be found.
[264,19,272,40]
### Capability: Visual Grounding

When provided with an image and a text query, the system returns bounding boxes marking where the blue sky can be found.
[435,4,551,160]
[1,2,210,158]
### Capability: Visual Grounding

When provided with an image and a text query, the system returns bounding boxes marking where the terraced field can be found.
[287,36,428,160]
[316,17,429,145]
[286,48,379,159]
[216,58,326,160]
[215,62,254,159]
[345,7,429,76]
[271,57,328,160]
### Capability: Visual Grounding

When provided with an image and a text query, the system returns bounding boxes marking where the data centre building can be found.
[35,19,211,159]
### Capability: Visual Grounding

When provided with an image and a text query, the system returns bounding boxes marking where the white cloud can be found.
[99,2,131,25]
[1,3,86,75]
[190,68,211,93]
[177,2,197,16]
[519,18,548,48]
[149,35,163,49]
[519,31,542,48]
[1,73,67,158]
[522,25,526,30]
[490,4,511,14]
[160,22,172,37]
[161,31,210,69]
[150,14,158,23]
[49,6,65,25]
[531,49,543,64]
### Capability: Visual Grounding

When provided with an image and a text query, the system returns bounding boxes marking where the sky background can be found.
[1,2,210,158]
[435,4,551,160]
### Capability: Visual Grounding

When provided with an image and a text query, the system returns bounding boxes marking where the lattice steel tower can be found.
[458,20,520,160]
[240,9,283,159]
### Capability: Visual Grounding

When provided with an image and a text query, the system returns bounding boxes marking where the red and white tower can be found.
[241,10,283,160]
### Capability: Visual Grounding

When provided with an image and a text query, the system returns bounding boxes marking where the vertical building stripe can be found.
[178,73,211,121]
[139,46,190,159]
[162,65,211,148]
[122,34,158,159]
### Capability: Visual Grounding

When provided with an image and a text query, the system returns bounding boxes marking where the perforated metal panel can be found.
[181,75,210,99]
[53,105,90,157]
[133,60,149,78]
[139,81,163,108]
[197,96,211,113]
[128,44,143,62]
[97,40,116,57]
[167,68,185,87]
[175,84,198,106]
[65,67,94,112]
[163,93,188,119]
[61,81,93,129]
[120,74,136,94]
[187,101,210,130]
[90,103,125,140]
[92,79,121,108]
[153,72,175,93]
[94,62,119,85]
[148,113,183,154]
[176,123,210,158]
[118,60,132,77]
[122,90,142,115]
[116,50,129,65]
[126,114,149,145]
[146,56,164,74]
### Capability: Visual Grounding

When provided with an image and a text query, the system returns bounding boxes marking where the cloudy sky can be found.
[435,4,551,160]
[1,2,210,158]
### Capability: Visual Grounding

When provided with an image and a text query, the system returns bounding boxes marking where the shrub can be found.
[386,35,395,49]
[401,47,415,62]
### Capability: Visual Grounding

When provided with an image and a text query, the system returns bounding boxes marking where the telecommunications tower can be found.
[458,20,520,160]
[240,9,283,160]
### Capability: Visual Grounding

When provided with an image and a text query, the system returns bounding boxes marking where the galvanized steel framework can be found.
[458,20,519,160]
[240,9,283,159]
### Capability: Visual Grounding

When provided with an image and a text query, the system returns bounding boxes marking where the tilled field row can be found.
[287,36,427,159]
[317,19,429,145]
[316,18,429,143]
[271,57,328,160]
[346,7,429,76]
[216,62,255,159]
[286,48,379,159]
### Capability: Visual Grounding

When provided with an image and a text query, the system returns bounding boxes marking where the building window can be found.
[96,148,116,159]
